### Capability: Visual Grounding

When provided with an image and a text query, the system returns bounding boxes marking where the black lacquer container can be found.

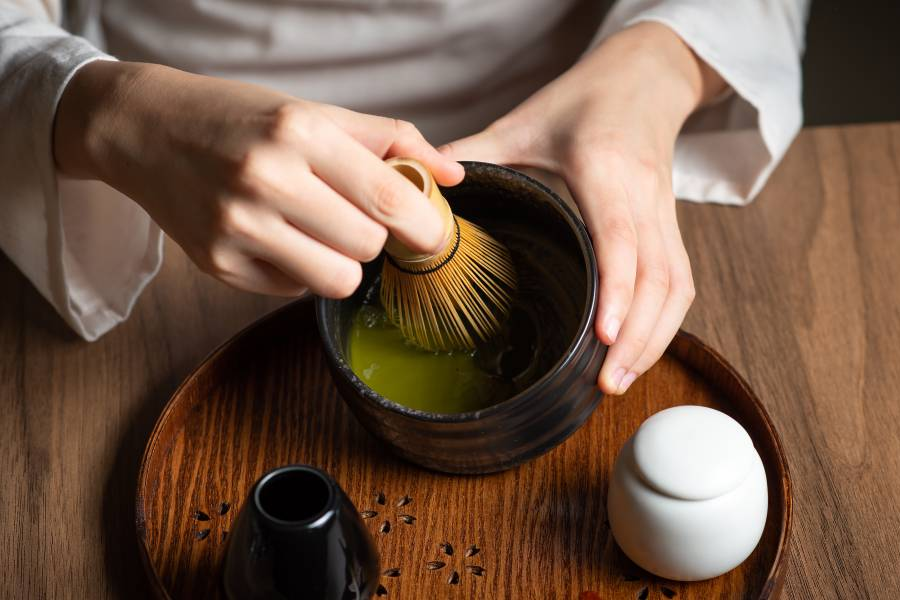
[317,162,606,474]
[223,465,380,600]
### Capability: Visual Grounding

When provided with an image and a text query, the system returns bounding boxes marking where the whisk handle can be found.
[383,157,456,263]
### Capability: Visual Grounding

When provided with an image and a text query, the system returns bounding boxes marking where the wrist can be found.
[53,60,153,181]
[585,22,723,143]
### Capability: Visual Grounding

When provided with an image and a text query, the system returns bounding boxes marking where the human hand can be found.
[53,61,464,298]
[441,23,725,394]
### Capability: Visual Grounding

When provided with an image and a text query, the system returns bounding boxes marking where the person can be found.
[0,0,808,395]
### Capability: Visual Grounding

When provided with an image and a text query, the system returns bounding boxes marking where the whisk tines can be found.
[379,158,517,352]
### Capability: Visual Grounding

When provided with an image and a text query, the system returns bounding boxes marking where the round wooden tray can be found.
[136,298,791,600]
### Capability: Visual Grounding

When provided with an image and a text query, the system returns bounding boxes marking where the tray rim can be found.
[135,297,792,600]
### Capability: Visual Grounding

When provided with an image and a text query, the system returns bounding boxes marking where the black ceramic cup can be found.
[223,465,379,600]
[317,161,606,474]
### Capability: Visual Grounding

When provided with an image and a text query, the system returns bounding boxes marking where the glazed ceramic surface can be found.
[608,406,768,581]
[223,465,379,600]
[317,161,605,474]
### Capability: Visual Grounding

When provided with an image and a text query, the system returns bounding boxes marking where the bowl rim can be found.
[316,160,600,424]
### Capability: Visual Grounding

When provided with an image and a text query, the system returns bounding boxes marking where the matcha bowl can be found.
[316,162,605,474]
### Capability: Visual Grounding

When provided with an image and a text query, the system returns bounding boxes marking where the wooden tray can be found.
[136,298,791,599]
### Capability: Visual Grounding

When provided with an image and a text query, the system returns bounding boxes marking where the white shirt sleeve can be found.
[594,0,810,205]
[0,1,163,341]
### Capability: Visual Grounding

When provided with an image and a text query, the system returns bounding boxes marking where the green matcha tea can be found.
[348,304,516,413]
[345,209,588,415]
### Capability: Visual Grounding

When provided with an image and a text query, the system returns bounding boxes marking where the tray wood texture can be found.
[136,298,791,600]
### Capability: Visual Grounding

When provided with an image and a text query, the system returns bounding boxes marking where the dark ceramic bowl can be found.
[223,465,380,600]
[316,161,605,474]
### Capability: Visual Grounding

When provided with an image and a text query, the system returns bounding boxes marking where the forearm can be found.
[53,59,136,180]
[53,61,228,186]
[52,60,302,192]
[590,0,808,204]
[574,22,727,143]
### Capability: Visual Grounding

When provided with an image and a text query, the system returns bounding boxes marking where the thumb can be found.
[439,127,516,165]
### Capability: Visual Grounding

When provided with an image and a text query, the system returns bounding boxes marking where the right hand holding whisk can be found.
[53,60,465,298]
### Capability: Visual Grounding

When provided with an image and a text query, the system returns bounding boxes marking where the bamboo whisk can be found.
[380,158,517,351]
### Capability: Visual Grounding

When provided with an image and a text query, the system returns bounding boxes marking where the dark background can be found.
[803,1,900,125]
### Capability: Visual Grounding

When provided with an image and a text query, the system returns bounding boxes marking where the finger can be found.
[287,174,388,262]
[627,206,695,378]
[305,125,449,255]
[216,256,310,297]
[385,124,465,186]
[438,128,513,165]
[200,241,309,296]
[597,213,670,395]
[315,105,464,186]
[250,214,364,299]
[566,169,637,347]
[626,273,691,379]
[255,160,388,262]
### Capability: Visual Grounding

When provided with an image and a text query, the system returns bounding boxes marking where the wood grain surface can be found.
[1,122,899,598]
[135,301,790,600]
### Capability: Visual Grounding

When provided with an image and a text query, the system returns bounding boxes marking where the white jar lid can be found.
[632,405,756,501]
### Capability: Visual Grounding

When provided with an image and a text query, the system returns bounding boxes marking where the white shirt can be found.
[0,0,809,341]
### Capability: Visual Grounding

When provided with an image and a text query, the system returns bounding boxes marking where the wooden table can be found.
[1,122,898,598]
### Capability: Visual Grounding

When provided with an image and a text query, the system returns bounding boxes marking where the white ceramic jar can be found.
[607,405,768,581]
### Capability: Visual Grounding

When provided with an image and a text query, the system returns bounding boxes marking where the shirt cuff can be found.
[0,8,164,340]
[52,60,166,341]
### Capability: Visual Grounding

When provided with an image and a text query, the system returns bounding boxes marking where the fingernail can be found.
[618,371,638,394]
[602,317,621,343]
[610,367,627,392]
